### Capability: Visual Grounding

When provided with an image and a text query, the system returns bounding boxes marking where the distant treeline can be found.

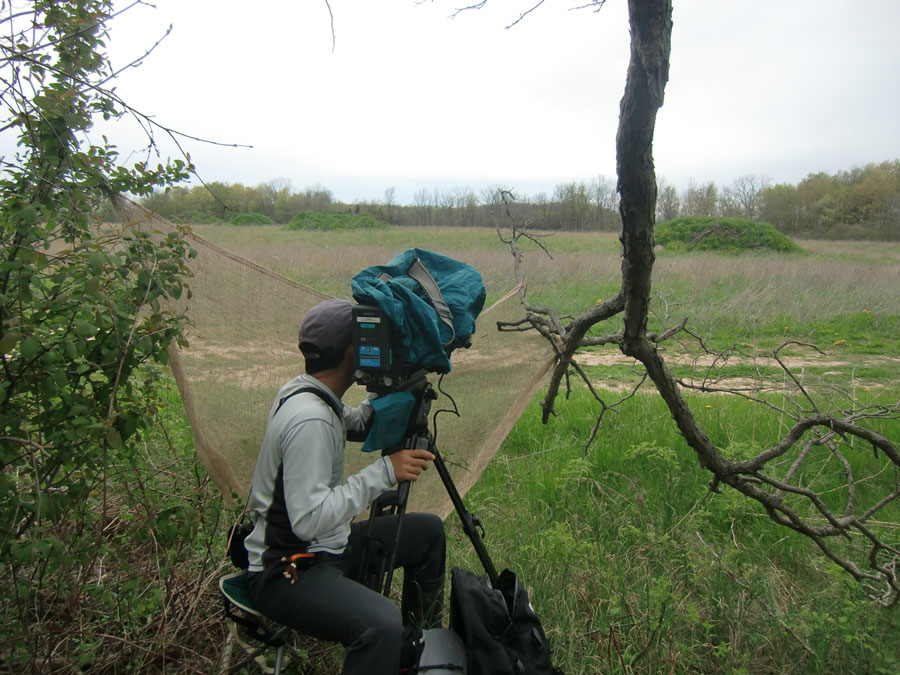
[141,160,900,240]
[661,160,900,241]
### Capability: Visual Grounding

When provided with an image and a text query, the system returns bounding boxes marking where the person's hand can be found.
[389,448,435,482]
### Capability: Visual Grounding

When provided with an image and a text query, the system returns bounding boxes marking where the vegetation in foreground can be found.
[448,385,900,674]
[7,377,897,673]
[1,2,204,670]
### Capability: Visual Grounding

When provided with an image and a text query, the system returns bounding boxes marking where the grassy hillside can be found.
[285,210,391,231]
[656,216,801,253]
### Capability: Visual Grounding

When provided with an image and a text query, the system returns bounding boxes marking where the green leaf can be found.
[74,320,97,338]
[105,427,122,448]
[88,252,105,273]
[120,414,138,440]
[64,339,78,359]
[19,337,41,359]
[15,204,38,225]
[10,541,34,564]
[0,332,21,353]
[136,335,152,354]
[52,367,68,390]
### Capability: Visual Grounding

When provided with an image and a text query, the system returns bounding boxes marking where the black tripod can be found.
[357,377,499,595]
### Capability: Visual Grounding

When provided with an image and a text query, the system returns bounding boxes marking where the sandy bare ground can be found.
[574,349,899,393]
[173,332,555,519]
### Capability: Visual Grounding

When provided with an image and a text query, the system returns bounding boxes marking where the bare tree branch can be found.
[324,0,337,52]
[495,0,900,605]
[445,0,608,27]
[504,0,549,29]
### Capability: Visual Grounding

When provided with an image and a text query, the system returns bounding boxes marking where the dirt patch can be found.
[450,345,525,370]
[574,350,898,394]
[575,350,899,370]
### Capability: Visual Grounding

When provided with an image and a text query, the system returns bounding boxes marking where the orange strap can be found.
[287,552,315,561]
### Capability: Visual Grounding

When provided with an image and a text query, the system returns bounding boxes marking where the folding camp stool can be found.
[219,570,302,675]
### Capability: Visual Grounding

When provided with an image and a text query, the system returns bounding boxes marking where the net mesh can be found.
[113,196,552,517]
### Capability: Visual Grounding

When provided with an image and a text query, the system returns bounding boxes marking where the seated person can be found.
[245,299,445,675]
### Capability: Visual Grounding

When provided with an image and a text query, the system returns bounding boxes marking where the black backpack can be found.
[449,567,562,675]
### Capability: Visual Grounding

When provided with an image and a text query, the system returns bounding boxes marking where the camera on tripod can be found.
[350,250,503,605]
[350,303,433,458]
[349,249,485,458]
[351,304,426,394]
[346,251,559,675]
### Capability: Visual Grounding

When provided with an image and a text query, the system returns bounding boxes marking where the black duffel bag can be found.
[449,566,562,675]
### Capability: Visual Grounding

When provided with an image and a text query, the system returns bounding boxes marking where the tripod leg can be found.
[357,481,410,593]
[431,444,500,586]
[376,481,409,594]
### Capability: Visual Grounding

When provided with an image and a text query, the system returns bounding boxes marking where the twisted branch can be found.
[497,0,900,605]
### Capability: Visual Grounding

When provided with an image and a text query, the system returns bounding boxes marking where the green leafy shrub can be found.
[655,216,801,253]
[0,2,203,669]
[285,211,391,231]
[173,210,223,225]
[230,211,274,225]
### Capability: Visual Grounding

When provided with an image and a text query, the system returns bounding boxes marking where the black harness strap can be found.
[275,386,342,418]
[275,385,373,442]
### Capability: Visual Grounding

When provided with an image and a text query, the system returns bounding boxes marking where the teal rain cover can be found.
[361,391,417,452]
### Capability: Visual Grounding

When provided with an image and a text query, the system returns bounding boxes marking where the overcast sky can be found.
[95,0,900,204]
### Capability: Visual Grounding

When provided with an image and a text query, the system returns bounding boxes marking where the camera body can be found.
[352,304,427,394]
[352,304,392,374]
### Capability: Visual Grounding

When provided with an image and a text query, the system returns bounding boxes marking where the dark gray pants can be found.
[247,513,445,675]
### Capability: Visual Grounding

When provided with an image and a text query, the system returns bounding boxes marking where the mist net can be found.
[113,196,553,518]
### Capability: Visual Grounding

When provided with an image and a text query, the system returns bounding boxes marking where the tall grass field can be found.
[192,224,900,674]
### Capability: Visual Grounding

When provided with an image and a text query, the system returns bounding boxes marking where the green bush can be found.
[230,211,274,226]
[173,211,223,225]
[655,216,801,253]
[285,211,391,231]
[1,2,202,668]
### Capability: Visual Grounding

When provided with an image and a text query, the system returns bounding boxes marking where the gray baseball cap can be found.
[298,299,355,353]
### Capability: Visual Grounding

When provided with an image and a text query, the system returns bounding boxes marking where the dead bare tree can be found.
[494,0,900,606]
